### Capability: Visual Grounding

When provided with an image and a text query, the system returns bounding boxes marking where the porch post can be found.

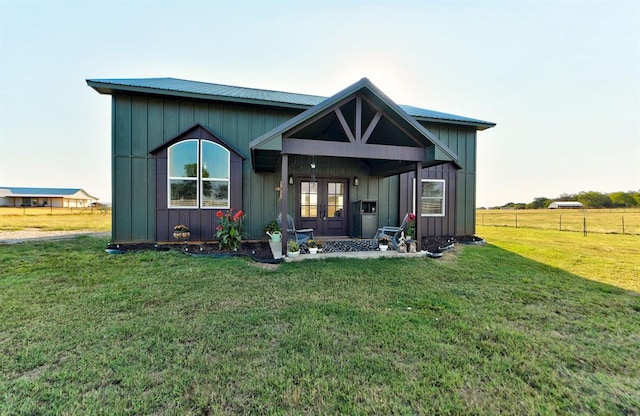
[415,161,422,240]
[281,154,289,256]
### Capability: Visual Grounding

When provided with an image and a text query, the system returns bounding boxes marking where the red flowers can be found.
[215,208,246,250]
[408,213,416,221]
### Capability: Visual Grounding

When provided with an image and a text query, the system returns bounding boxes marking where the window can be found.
[421,179,445,216]
[300,181,318,218]
[168,140,229,209]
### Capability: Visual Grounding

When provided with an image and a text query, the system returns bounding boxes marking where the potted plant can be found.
[173,224,190,242]
[307,239,318,254]
[287,240,300,258]
[263,220,282,242]
[378,237,389,251]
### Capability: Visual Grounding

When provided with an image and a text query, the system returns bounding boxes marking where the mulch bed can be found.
[106,236,482,261]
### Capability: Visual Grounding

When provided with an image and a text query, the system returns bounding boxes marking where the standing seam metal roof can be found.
[0,187,97,198]
[86,77,496,129]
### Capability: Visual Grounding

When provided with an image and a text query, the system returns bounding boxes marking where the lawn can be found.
[477,226,640,293]
[0,207,111,232]
[477,208,640,235]
[1,236,638,414]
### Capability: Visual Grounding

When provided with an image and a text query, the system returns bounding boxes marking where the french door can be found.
[298,178,348,236]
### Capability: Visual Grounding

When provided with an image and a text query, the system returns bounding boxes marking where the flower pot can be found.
[287,250,300,258]
[173,231,190,241]
[308,247,318,254]
[379,244,388,252]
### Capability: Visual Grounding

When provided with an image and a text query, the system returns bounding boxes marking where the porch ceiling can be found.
[250,78,459,176]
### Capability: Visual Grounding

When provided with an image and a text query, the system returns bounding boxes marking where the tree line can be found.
[484,190,640,210]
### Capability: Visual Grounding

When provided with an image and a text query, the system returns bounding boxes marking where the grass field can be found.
[1,236,639,414]
[0,207,111,232]
[477,208,640,235]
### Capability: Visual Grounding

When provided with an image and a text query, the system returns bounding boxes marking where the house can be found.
[549,201,584,209]
[0,187,98,208]
[86,77,495,243]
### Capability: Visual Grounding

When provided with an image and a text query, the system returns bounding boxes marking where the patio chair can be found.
[276,213,314,246]
[374,212,410,249]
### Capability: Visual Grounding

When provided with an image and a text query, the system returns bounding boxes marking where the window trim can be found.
[167,139,230,209]
[420,179,446,217]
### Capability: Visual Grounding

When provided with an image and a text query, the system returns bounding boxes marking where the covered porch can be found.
[250,78,459,249]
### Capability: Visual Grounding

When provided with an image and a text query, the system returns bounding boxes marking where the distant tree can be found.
[633,192,640,206]
[577,191,612,208]
[527,197,552,209]
[557,193,577,201]
[502,202,526,210]
[609,191,638,207]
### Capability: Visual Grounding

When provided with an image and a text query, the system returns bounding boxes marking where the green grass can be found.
[478,208,640,235]
[1,237,639,414]
[0,207,111,232]
[477,226,640,293]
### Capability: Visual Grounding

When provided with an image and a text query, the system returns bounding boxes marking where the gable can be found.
[149,123,244,160]
[250,78,460,176]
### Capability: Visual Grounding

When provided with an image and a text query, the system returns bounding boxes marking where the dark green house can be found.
[87,77,494,243]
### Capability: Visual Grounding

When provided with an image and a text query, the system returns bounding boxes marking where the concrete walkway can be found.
[283,249,430,261]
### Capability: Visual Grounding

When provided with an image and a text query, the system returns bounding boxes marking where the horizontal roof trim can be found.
[86,77,496,130]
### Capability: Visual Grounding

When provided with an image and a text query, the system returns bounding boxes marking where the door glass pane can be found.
[327,182,345,218]
[300,181,318,218]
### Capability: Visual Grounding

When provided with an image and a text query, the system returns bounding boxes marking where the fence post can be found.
[515,214,518,228]
[559,215,562,231]
[622,216,625,235]
[583,216,587,236]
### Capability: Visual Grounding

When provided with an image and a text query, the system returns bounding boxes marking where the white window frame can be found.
[419,179,446,217]
[167,140,230,209]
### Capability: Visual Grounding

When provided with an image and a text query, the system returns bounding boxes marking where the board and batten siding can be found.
[423,123,478,236]
[399,124,478,237]
[111,94,300,242]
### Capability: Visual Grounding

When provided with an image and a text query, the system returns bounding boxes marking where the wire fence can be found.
[477,209,640,236]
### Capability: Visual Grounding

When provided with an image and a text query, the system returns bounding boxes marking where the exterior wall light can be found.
[289,175,294,185]
[353,177,359,186]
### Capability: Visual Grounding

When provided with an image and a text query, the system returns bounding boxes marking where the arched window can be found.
[168,140,230,209]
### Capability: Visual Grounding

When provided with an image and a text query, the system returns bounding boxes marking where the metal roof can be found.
[86,77,496,130]
[0,187,97,199]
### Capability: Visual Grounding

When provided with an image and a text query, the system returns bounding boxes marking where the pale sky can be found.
[1,0,638,207]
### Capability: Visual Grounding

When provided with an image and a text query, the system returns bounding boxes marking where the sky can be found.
[1,0,638,207]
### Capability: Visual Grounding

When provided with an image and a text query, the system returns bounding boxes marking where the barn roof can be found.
[86,77,496,130]
[0,187,98,199]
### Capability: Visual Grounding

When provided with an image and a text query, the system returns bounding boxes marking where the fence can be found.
[477,209,640,236]
[0,206,110,216]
